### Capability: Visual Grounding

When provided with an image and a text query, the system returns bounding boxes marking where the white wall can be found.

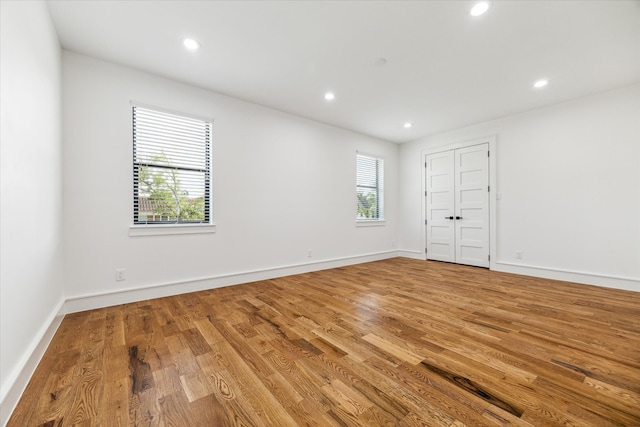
[62,52,398,309]
[399,84,640,291]
[0,0,65,422]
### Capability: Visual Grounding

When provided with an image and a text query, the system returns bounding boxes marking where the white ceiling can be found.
[47,0,640,143]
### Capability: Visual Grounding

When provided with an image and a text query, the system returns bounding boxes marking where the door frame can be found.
[421,135,497,269]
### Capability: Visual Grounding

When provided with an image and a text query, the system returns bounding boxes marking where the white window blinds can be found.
[133,105,211,224]
[356,153,384,220]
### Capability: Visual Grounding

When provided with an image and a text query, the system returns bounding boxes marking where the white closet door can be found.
[455,144,489,268]
[425,143,489,268]
[425,150,455,262]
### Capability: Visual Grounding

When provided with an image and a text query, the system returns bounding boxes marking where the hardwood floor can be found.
[8,258,640,426]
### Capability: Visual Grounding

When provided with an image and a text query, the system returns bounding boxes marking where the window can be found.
[133,105,211,225]
[356,153,384,220]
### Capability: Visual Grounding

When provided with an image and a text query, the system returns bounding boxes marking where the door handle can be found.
[455,216,463,220]
[445,216,454,220]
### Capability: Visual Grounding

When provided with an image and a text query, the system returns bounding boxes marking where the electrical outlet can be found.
[308,249,312,258]
[115,268,126,281]
[515,250,523,260]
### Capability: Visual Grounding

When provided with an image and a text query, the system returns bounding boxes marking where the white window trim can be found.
[129,223,216,237]
[130,100,213,123]
[356,219,386,227]
[356,150,385,222]
[131,101,213,234]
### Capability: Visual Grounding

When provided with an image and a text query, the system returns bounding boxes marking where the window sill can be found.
[129,223,216,237]
[356,220,386,227]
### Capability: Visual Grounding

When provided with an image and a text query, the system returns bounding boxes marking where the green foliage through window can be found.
[138,155,206,222]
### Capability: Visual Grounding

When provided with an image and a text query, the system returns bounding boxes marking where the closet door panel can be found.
[425,150,455,262]
[455,144,489,268]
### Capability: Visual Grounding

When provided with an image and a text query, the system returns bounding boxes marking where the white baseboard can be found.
[65,254,637,313]
[65,250,399,313]
[1,299,66,427]
[494,261,640,293]
[397,250,427,260]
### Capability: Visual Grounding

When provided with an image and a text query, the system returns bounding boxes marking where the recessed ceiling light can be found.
[533,79,549,88]
[470,2,490,16]
[183,38,200,50]
[324,92,335,101]
[404,122,413,128]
